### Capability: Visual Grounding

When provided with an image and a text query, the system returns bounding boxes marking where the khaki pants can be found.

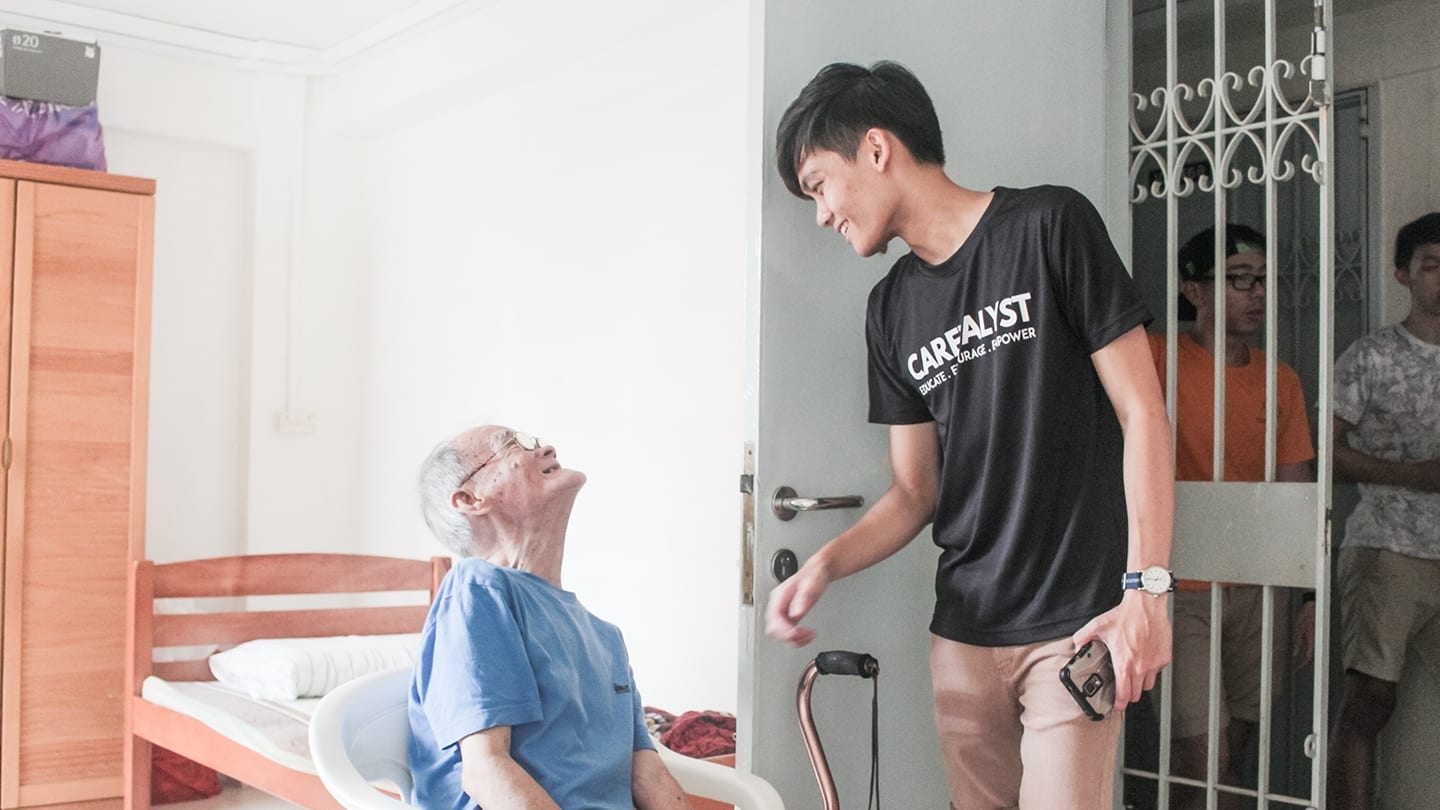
[930,634,1121,810]
[1168,586,1277,740]
[1339,546,1440,682]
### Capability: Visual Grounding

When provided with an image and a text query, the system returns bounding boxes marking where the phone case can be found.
[1060,640,1116,721]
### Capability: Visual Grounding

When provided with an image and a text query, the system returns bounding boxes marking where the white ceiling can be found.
[0,0,481,69]
[54,0,426,50]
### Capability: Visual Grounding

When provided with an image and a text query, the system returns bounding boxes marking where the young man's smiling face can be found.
[796,140,897,258]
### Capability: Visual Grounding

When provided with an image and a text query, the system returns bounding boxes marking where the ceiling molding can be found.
[0,0,485,74]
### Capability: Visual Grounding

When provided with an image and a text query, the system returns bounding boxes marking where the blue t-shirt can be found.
[408,558,653,810]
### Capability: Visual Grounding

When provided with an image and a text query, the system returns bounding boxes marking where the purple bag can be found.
[0,95,106,171]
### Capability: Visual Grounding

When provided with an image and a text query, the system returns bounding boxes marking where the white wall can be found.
[108,127,252,563]
[239,70,378,559]
[87,45,368,566]
[1335,0,1440,324]
[4,0,749,717]
[89,46,261,564]
[309,0,751,713]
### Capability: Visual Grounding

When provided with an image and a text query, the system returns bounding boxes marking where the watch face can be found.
[1141,566,1170,593]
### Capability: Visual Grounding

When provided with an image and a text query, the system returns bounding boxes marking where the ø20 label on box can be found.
[0,28,101,107]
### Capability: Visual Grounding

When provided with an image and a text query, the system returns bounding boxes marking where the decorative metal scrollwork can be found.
[1130,58,1326,203]
[1275,229,1363,312]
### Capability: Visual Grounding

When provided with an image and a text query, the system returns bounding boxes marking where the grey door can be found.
[739,2,1132,806]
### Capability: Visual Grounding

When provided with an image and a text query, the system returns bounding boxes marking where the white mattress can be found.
[141,676,320,773]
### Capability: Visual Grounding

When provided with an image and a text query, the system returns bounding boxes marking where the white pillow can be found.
[208,633,420,702]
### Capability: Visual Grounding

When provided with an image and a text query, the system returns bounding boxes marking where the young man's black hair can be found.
[1177,224,1267,282]
[1176,223,1266,321]
[774,60,945,199]
[1395,212,1440,269]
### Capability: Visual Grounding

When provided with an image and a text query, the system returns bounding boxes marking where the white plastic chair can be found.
[309,668,784,809]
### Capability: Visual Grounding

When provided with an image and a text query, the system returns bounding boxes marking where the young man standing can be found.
[1328,212,1440,809]
[765,61,1174,808]
[1152,225,1316,809]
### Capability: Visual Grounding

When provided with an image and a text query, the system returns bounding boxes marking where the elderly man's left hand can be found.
[632,749,692,809]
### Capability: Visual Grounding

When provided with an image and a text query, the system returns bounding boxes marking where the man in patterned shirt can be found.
[1327,212,1440,809]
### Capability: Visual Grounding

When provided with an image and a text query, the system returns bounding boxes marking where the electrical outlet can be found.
[275,410,317,433]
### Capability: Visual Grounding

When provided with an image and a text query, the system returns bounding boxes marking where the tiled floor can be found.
[164,779,301,809]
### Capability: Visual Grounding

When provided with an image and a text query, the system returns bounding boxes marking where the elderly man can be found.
[408,425,691,810]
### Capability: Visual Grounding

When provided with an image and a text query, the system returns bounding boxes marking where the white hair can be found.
[417,437,479,557]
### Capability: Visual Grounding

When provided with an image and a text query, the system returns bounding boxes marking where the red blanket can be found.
[152,746,222,804]
[659,710,737,759]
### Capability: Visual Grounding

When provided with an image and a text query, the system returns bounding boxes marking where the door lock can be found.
[771,549,799,583]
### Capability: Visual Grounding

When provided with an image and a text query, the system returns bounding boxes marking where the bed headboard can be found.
[127,553,452,689]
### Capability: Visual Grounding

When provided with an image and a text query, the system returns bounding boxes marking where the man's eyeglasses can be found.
[1198,273,1266,292]
[458,431,542,486]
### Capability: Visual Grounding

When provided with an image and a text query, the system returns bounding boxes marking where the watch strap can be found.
[1121,568,1176,593]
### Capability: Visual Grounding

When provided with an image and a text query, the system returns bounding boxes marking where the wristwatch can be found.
[1122,565,1176,596]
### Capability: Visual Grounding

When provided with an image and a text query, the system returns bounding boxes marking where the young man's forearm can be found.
[802,421,939,583]
[807,480,935,582]
[1334,443,1440,492]
[1082,327,1174,704]
[766,459,936,646]
[1120,403,1175,569]
[1095,328,1175,570]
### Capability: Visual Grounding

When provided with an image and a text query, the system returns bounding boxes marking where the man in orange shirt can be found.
[1148,225,1316,808]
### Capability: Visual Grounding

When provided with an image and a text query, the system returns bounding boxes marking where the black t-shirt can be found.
[866,185,1151,646]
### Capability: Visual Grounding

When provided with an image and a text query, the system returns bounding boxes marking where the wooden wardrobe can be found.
[0,159,154,809]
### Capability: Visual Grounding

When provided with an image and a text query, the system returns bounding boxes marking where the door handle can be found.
[771,486,864,521]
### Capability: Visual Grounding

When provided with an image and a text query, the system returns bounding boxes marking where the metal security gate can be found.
[1122,1,1336,808]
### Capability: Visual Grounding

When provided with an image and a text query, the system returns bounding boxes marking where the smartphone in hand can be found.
[1060,640,1115,721]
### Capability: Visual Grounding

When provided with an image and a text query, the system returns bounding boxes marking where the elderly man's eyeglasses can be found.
[1199,273,1266,292]
[458,431,542,486]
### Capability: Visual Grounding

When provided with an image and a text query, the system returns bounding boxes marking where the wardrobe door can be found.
[1,179,153,808]
[0,179,18,805]
[0,181,12,559]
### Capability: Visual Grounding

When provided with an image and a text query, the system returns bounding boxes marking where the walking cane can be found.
[796,650,880,810]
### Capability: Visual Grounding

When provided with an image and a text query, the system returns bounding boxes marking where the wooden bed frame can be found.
[124,553,451,810]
